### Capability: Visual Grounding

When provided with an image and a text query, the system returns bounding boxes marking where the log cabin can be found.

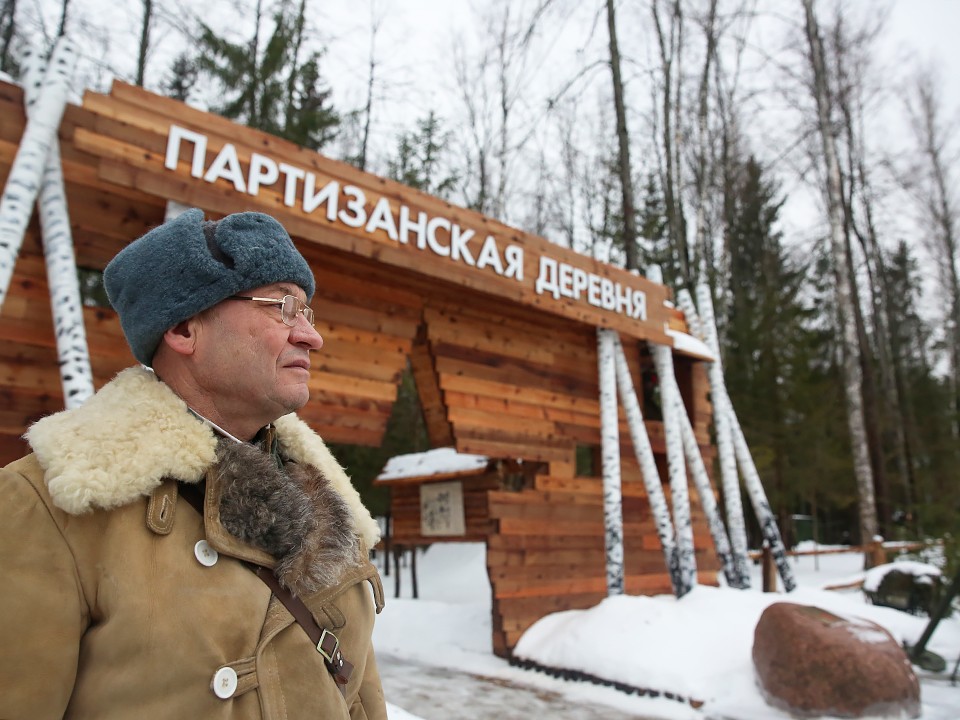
[0,78,721,657]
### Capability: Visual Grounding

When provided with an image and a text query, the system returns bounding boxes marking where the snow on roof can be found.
[376,447,490,482]
[666,327,716,361]
[862,560,942,592]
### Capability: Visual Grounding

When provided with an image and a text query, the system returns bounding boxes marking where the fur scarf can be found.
[216,440,363,593]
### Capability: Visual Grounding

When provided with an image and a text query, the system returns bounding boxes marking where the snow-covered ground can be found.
[373,542,960,720]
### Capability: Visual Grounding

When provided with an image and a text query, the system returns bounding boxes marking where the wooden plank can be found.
[532,476,652,498]
[307,372,397,402]
[456,437,572,464]
[438,372,600,414]
[487,534,604,551]
[409,327,454,447]
[442,391,600,429]
[433,347,597,400]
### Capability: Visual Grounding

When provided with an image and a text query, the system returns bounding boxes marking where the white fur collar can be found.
[26,366,380,547]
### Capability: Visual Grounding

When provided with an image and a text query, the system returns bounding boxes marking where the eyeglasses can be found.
[231,295,315,327]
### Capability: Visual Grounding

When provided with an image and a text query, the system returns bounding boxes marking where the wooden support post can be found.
[610,333,681,596]
[865,539,886,569]
[0,37,78,308]
[597,328,625,596]
[411,546,419,600]
[393,546,402,599]
[21,43,94,409]
[762,544,778,593]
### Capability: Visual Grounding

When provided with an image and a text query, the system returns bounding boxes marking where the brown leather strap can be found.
[254,566,354,693]
[178,481,354,695]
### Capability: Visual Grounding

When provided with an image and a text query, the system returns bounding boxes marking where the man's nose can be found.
[291,318,323,350]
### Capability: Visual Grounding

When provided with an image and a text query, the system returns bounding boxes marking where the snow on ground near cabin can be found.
[375,543,960,720]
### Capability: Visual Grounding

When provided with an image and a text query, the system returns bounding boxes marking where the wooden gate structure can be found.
[0,78,721,656]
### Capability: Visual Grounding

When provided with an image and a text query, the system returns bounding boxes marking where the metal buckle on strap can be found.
[317,628,340,664]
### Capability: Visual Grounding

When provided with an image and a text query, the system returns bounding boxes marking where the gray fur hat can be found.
[104,208,316,366]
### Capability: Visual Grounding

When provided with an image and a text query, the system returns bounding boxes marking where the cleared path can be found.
[378,653,666,720]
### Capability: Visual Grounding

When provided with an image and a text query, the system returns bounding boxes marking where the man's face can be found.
[191,282,323,428]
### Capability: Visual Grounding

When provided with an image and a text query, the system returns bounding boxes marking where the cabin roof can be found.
[375,447,490,484]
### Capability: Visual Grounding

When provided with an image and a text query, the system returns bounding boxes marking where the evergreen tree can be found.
[282,54,338,150]
[195,0,337,150]
[885,241,960,538]
[387,112,458,198]
[162,53,198,102]
[638,172,681,286]
[723,157,849,543]
[0,0,23,76]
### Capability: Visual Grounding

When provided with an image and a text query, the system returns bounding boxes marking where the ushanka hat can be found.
[104,208,316,366]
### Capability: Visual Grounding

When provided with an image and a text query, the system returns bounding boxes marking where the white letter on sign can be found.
[165,125,207,178]
[278,163,305,207]
[338,185,367,228]
[204,143,246,193]
[366,197,399,240]
[247,152,279,196]
[504,245,523,280]
[536,257,560,298]
[303,177,338,220]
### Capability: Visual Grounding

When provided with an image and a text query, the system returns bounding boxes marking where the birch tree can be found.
[135,0,152,86]
[903,70,960,441]
[1,0,20,74]
[827,9,912,532]
[605,0,638,270]
[651,0,689,287]
[801,0,878,546]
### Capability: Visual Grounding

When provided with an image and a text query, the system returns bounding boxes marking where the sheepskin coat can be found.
[0,366,387,720]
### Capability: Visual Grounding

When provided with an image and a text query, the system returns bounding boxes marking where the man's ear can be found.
[160,318,200,356]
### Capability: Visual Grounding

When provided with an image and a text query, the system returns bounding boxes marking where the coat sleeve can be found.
[351,645,388,720]
[0,465,87,719]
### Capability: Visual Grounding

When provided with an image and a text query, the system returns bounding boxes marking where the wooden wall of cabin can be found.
[383,473,501,545]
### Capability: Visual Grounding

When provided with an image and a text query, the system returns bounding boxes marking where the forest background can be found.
[2,0,958,556]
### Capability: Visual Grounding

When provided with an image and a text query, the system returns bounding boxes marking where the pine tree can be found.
[723,157,828,543]
[884,241,960,538]
[281,54,338,150]
[1,0,23,76]
[163,53,198,102]
[195,0,337,150]
[387,112,458,198]
[638,172,680,286]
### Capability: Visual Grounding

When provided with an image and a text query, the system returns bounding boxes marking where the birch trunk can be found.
[670,356,739,587]
[597,328,625,595]
[21,43,93,408]
[0,36,77,309]
[651,341,697,595]
[802,0,879,544]
[605,0,638,270]
[692,0,718,278]
[724,388,796,590]
[610,333,682,595]
[668,293,743,587]
[691,284,751,587]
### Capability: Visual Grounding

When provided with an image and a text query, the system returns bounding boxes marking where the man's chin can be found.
[279,387,311,414]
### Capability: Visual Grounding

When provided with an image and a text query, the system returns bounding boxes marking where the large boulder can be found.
[752,602,920,718]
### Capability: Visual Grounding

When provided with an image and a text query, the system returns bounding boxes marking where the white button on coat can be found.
[212,666,238,699]
[194,539,218,567]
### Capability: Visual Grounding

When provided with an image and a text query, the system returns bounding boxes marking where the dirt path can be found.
[378,653,661,720]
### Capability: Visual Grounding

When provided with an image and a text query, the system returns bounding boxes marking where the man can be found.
[0,209,387,719]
